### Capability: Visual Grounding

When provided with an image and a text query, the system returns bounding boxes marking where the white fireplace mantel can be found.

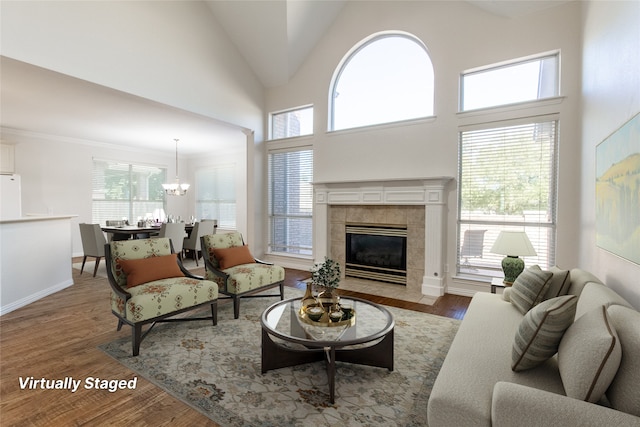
[313,177,454,297]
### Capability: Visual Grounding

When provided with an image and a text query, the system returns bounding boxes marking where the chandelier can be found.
[162,138,190,196]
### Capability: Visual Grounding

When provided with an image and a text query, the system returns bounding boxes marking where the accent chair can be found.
[105,237,218,356]
[201,232,285,319]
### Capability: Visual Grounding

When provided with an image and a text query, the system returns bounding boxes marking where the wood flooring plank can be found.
[0,264,469,426]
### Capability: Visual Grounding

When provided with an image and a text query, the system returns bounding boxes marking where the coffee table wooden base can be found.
[261,328,394,403]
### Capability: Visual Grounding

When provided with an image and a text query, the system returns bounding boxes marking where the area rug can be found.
[99,288,459,426]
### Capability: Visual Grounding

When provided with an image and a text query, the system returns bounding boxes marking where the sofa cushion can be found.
[544,266,571,300]
[568,268,604,296]
[427,293,565,427]
[512,295,577,371]
[606,305,640,416]
[510,265,553,314]
[117,254,184,288]
[558,305,622,403]
[110,277,219,322]
[212,245,255,269]
[575,282,634,320]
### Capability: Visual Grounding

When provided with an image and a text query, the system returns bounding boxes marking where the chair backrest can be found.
[184,221,217,251]
[107,237,174,288]
[460,229,487,258]
[201,232,244,269]
[79,223,107,257]
[159,222,186,253]
[106,220,126,227]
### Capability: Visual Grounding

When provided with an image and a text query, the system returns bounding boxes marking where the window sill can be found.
[326,115,437,136]
[456,96,565,120]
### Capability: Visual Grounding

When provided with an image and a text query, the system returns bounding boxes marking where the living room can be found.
[1,1,639,425]
[2,0,638,309]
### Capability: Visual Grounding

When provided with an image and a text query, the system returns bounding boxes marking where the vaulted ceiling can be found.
[0,1,570,155]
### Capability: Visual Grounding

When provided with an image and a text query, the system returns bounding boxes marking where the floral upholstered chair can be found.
[201,232,285,319]
[105,237,218,356]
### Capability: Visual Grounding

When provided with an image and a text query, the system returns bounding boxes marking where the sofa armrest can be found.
[492,382,640,427]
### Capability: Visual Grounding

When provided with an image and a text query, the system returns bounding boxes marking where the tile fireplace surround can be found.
[313,177,453,298]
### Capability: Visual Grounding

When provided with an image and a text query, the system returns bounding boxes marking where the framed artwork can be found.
[596,112,640,265]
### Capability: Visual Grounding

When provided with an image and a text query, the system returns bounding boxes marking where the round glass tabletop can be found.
[261,296,394,347]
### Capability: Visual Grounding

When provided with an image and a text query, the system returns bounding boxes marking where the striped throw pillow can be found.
[510,265,553,314]
[512,295,577,371]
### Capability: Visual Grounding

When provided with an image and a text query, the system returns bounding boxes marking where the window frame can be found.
[267,145,314,258]
[329,31,435,132]
[459,51,560,112]
[456,116,559,280]
[269,105,314,140]
[91,158,166,225]
[194,164,236,229]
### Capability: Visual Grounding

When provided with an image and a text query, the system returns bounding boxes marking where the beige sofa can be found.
[427,268,640,427]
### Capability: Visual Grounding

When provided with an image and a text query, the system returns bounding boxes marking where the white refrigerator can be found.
[0,174,22,219]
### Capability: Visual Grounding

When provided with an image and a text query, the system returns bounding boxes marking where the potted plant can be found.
[310,257,342,304]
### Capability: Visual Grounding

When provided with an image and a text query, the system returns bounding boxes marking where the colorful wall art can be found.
[596,112,640,265]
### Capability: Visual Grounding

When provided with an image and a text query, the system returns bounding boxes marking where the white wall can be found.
[0,1,264,136]
[1,1,267,255]
[581,0,640,308]
[266,1,583,292]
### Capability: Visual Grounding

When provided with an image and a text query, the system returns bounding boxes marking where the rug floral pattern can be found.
[99,289,459,426]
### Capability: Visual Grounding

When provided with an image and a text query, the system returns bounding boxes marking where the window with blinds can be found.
[92,159,166,225]
[195,166,236,229]
[457,119,558,278]
[268,148,313,256]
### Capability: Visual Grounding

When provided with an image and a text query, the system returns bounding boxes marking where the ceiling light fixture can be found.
[162,138,190,196]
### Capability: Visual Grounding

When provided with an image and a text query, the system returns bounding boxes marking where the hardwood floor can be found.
[0,265,470,426]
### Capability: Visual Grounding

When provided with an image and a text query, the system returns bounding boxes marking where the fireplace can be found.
[345,224,407,285]
[313,177,453,297]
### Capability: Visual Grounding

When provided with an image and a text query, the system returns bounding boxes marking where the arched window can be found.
[330,32,434,131]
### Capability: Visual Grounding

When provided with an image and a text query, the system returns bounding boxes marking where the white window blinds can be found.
[92,159,166,225]
[458,119,558,278]
[268,148,313,256]
[195,166,236,229]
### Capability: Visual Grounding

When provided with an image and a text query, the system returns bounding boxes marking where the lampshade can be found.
[490,231,537,257]
[490,231,537,285]
[163,138,190,196]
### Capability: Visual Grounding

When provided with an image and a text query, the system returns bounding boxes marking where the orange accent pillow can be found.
[212,245,255,269]
[117,254,184,288]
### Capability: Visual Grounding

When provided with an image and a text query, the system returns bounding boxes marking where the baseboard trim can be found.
[0,279,74,316]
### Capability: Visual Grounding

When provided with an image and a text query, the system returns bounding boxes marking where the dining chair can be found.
[157,222,186,258]
[79,223,107,277]
[183,221,217,266]
[201,231,284,319]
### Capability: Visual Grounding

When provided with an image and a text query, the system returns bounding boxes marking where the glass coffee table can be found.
[260,296,395,403]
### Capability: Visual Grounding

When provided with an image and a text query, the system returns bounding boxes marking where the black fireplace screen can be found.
[345,225,407,285]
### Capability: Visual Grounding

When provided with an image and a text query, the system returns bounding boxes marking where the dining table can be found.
[101,224,194,240]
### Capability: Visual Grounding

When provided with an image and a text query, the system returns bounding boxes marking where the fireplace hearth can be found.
[345,224,407,285]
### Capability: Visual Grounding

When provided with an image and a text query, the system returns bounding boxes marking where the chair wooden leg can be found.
[93,257,101,277]
[279,282,285,300]
[80,256,88,274]
[233,296,240,319]
[211,302,217,326]
[117,319,124,331]
[132,324,142,356]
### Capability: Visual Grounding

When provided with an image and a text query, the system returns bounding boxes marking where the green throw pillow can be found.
[510,265,553,314]
[512,295,577,371]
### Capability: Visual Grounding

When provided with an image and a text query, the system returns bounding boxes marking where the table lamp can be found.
[490,231,537,285]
